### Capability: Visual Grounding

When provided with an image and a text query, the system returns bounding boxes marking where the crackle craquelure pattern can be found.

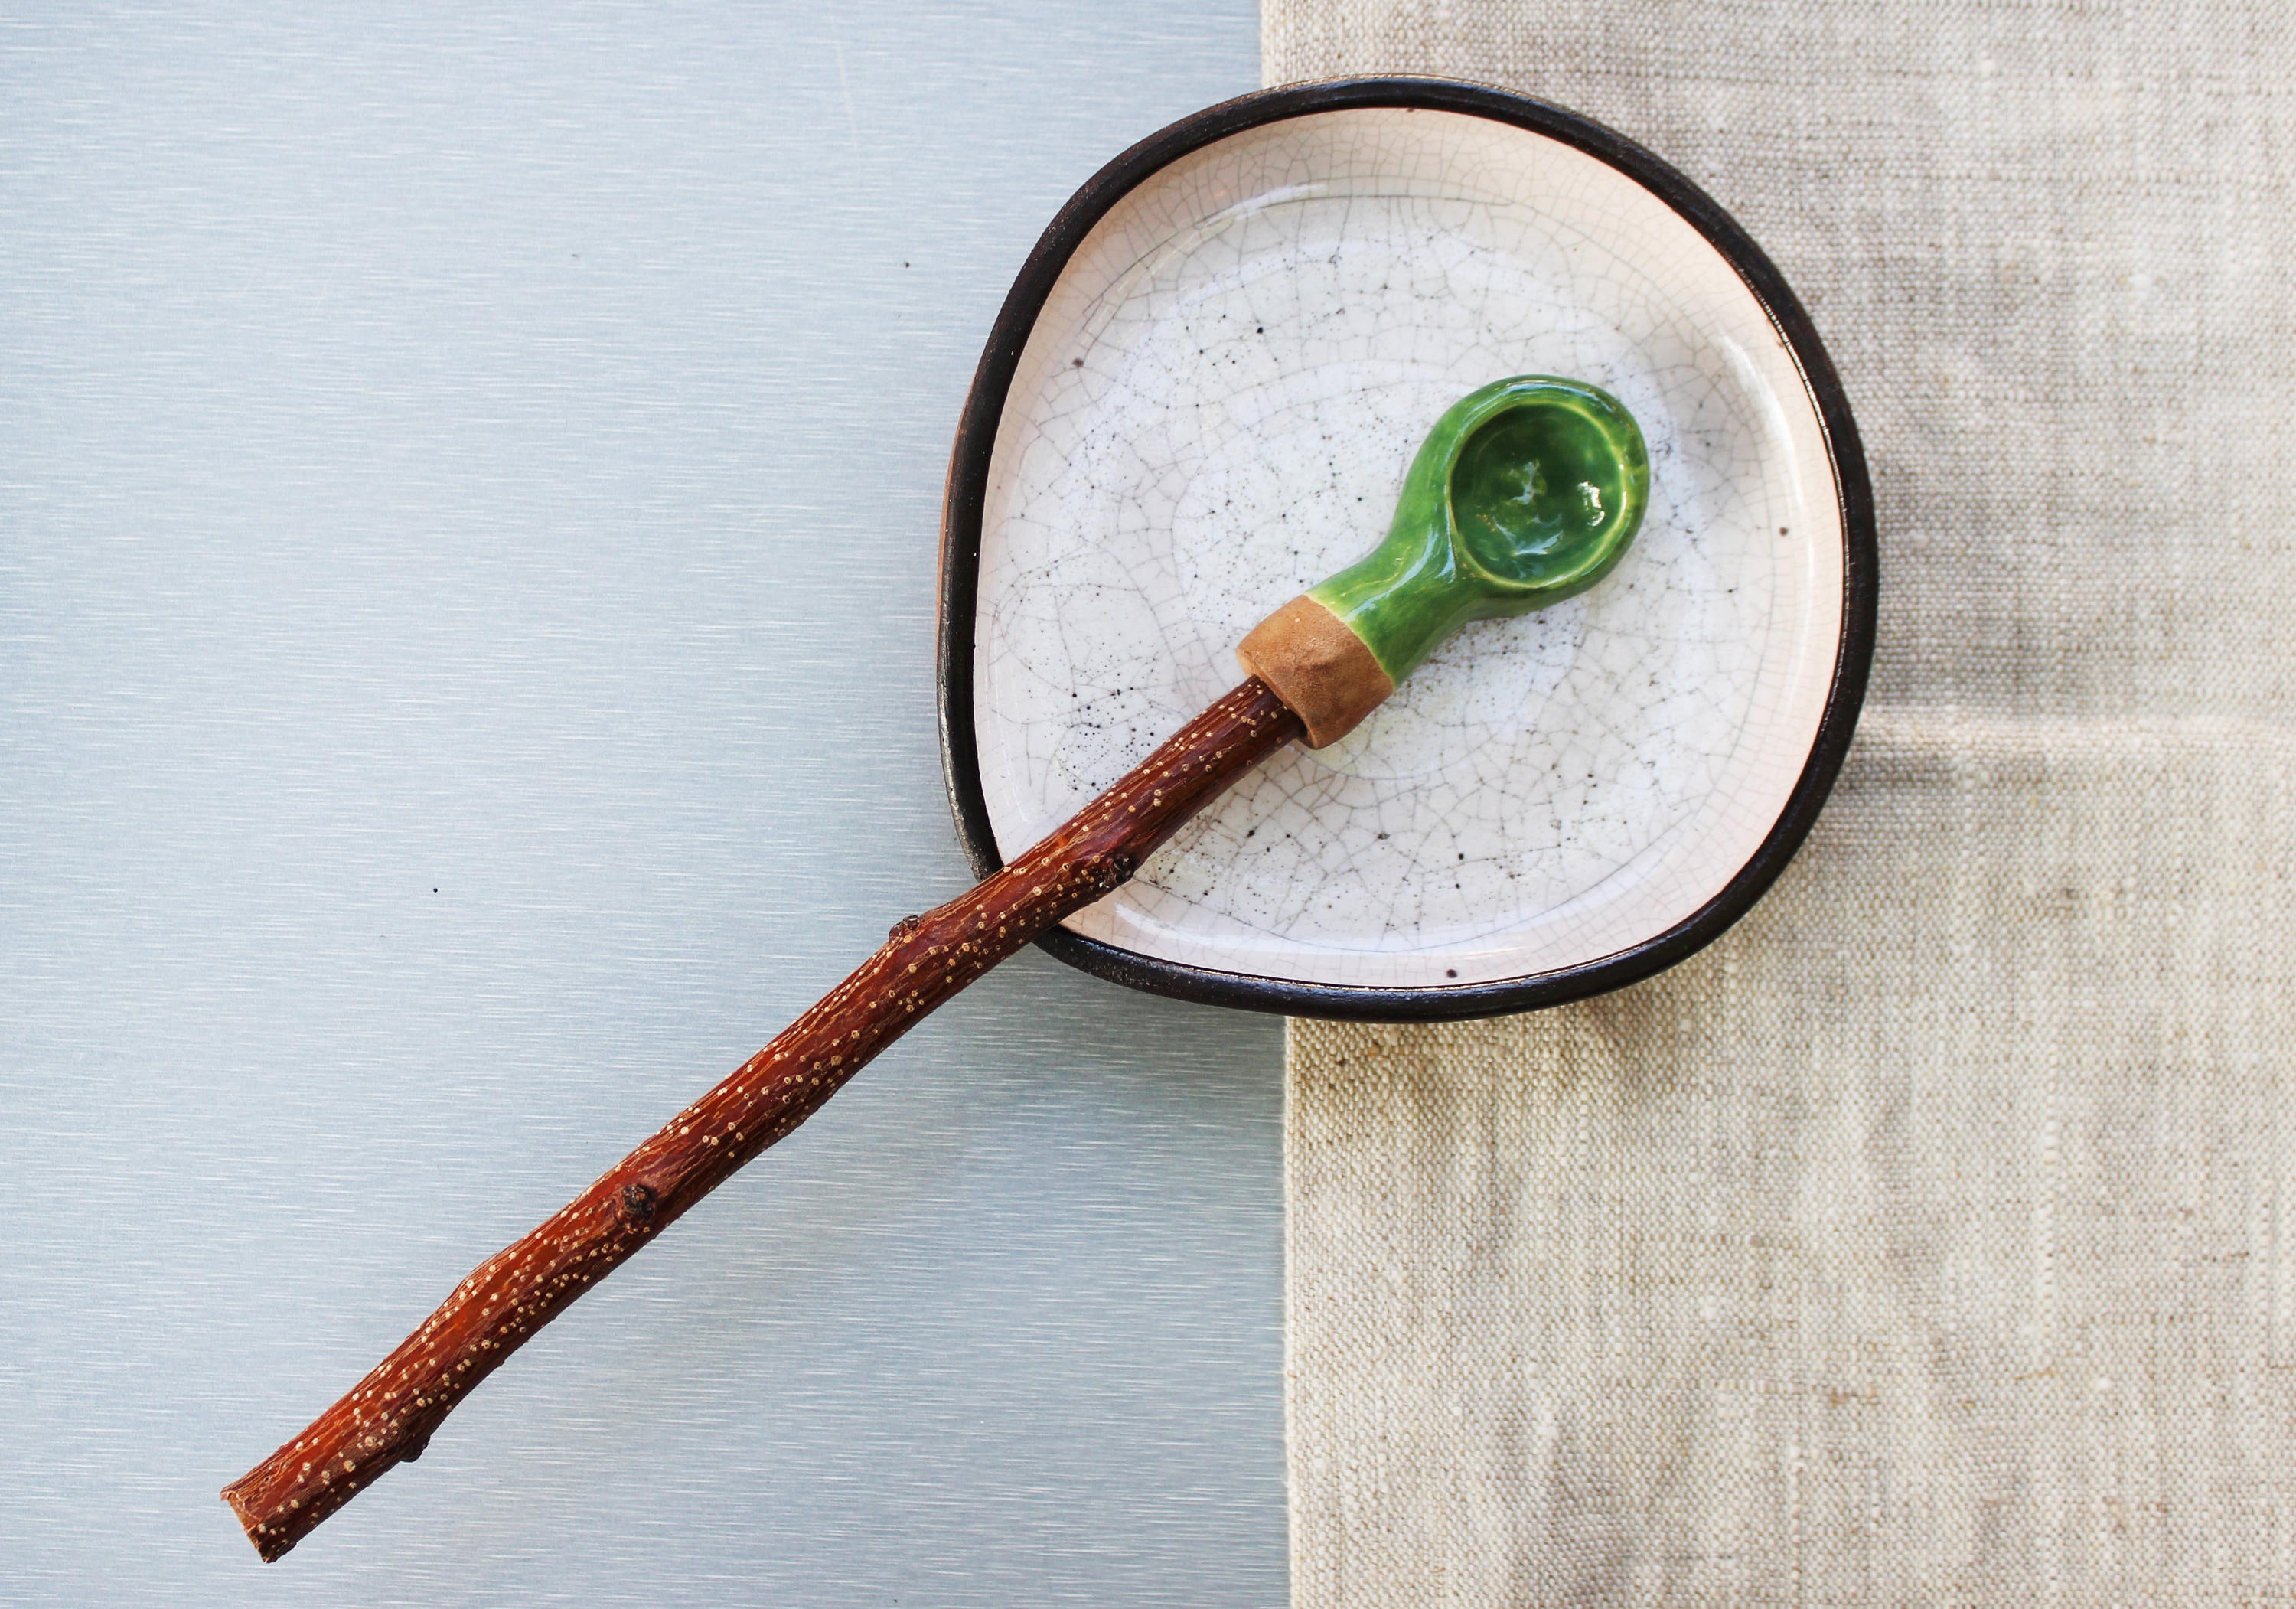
[974,108,1843,989]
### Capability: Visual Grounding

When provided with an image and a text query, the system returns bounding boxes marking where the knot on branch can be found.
[1084,850,1137,898]
[618,1182,658,1225]
[887,912,924,942]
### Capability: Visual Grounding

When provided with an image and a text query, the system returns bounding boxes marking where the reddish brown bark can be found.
[223,678,1303,1561]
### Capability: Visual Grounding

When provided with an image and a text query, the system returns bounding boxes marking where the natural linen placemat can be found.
[1267,2,2296,1603]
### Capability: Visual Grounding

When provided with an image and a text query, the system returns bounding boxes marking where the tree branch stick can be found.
[223,678,1303,1561]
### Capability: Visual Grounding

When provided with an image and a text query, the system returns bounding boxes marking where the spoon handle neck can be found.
[1238,593,1397,749]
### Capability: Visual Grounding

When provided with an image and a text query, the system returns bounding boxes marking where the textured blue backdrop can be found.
[0,4,1282,1603]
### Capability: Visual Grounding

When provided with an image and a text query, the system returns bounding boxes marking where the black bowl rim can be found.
[936,76,1878,1023]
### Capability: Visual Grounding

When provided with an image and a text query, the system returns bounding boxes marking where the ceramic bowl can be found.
[939,78,1875,1020]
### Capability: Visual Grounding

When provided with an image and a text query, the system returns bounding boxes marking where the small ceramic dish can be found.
[939,78,1875,1020]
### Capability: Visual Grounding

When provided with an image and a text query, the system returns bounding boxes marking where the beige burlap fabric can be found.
[1268,3,2296,1602]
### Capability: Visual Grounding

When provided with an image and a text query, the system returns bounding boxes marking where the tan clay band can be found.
[1236,593,1396,749]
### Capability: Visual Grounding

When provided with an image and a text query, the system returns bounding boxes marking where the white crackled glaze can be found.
[973,107,1844,990]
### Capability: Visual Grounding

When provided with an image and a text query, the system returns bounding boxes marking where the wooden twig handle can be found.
[223,678,1302,1560]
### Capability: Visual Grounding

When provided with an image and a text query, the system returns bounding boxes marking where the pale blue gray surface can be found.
[0,4,1280,1604]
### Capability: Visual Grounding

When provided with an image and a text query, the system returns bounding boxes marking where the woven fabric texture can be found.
[1267,3,2296,1603]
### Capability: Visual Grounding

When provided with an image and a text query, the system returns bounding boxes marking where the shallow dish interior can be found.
[970,103,1845,992]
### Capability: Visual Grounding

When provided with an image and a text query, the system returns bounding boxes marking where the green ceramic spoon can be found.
[223,373,1649,1562]
[1241,374,1650,746]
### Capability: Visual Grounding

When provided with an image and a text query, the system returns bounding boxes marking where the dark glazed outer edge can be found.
[938,77,1879,1023]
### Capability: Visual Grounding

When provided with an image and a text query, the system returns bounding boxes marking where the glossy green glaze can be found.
[1308,376,1649,684]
